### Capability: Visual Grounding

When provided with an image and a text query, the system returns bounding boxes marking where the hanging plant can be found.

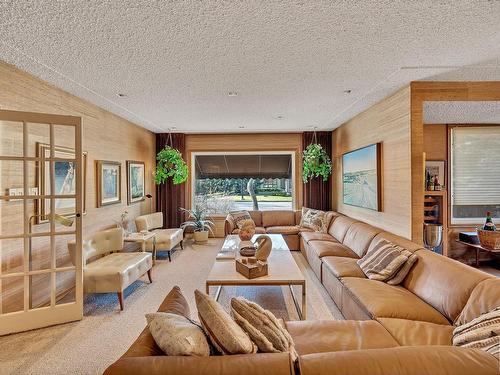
[302,143,332,183]
[154,146,188,185]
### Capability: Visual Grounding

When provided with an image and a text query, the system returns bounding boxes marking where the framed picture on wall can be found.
[425,160,446,189]
[96,160,121,207]
[126,160,145,204]
[342,143,382,211]
[36,142,87,223]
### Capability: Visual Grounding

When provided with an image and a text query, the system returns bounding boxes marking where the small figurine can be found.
[254,235,272,262]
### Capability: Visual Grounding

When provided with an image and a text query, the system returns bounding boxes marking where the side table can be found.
[125,232,158,265]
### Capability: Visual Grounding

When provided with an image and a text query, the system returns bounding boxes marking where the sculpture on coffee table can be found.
[236,234,272,279]
[238,219,256,256]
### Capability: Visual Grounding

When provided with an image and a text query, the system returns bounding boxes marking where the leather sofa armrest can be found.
[298,346,499,375]
[224,214,236,236]
[104,353,293,375]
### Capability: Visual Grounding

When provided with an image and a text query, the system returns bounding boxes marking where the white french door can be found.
[0,110,83,335]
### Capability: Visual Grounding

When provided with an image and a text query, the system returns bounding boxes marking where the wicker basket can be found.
[477,229,500,250]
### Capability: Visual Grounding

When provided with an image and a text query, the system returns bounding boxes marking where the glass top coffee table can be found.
[206,234,306,320]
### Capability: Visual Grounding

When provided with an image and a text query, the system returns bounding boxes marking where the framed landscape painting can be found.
[342,143,381,211]
[96,160,121,207]
[126,160,145,204]
[36,142,87,223]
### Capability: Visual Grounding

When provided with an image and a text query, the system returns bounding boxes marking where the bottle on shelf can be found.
[428,175,434,191]
[433,175,441,191]
[426,171,431,191]
[483,211,496,231]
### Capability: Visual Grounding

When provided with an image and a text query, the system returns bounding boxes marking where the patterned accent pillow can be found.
[231,297,298,361]
[453,306,500,358]
[357,240,412,282]
[386,250,418,285]
[146,312,210,356]
[299,207,331,233]
[194,290,256,355]
[229,210,255,229]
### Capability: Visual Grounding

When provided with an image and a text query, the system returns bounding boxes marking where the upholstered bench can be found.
[135,213,184,262]
[68,228,153,310]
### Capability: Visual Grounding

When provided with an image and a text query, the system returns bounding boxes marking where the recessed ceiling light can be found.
[228,91,238,97]
[116,93,127,98]
[344,89,352,94]
[238,125,245,129]
[276,115,284,119]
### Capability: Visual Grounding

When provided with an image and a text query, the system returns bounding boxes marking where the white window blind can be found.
[451,126,500,224]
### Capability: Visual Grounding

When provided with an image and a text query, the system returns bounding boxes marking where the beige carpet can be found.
[0,239,342,375]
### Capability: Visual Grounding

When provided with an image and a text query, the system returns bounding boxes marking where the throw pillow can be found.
[357,240,410,282]
[194,289,256,355]
[453,306,500,358]
[231,297,297,361]
[146,312,210,356]
[386,252,418,285]
[229,210,254,230]
[300,207,331,233]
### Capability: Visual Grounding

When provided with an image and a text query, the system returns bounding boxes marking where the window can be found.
[192,152,294,215]
[451,126,500,224]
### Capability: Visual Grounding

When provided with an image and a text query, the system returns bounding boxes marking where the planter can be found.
[194,230,209,243]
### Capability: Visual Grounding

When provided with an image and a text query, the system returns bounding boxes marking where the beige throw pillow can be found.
[194,289,256,355]
[146,312,210,356]
[229,210,254,229]
[386,251,418,285]
[453,307,500,358]
[231,297,297,361]
[300,207,330,233]
[357,240,410,282]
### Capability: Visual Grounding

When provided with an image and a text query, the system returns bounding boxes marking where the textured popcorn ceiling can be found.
[424,101,500,124]
[1,1,500,133]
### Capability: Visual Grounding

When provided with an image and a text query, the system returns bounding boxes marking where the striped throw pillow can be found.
[357,240,410,282]
[453,306,500,358]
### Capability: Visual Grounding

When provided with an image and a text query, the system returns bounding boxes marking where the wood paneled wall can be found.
[185,133,303,217]
[332,86,412,239]
[0,61,156,310]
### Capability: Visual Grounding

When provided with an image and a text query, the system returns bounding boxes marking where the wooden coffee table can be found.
[205,234,306,320]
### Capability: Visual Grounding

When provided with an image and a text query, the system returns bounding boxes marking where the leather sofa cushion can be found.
[248,211,263,227]
[285,320,398,355]
[309,241,359,258]
[122,286,191,358]
[136,212,163,232]
[368,231,423,253]
[300,232,338,244]
[266,225,301,235]
[298,346,500,375]
[376,318,453,346]
[232,226,267,235]
[322,256,366,278]
[104,353,293,375]
[403,249,491,322]
[342,277,449,325]
[262,210,295,227]
[327,216,358,242]
[455,278,500,325]
[342,222,382,258]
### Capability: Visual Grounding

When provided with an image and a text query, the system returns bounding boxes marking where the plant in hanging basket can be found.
[154,146,188,185]
[302,143,332,183]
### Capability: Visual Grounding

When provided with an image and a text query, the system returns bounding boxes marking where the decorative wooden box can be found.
[235,258,268,279]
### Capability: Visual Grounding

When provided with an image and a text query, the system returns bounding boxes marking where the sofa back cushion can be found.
[136,212,163,232]
[368,232,422,254]
[342,222,382,257]
[261,210,295,227]
[294,210,302,225]
[403,249,491,322]
[455,278,500,325]
[327,216,357,242]
[248,211,263,227]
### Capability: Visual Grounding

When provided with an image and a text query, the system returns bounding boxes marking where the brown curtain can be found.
[302,131,332,211]
[156,133,186,228]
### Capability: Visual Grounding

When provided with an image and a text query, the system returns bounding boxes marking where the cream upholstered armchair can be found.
[135,212,183,262]
[68,227,152,310]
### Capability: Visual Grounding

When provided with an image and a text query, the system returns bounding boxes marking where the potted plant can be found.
[302,143,332,183]
[180,206,215,243]
[154,146,188,185]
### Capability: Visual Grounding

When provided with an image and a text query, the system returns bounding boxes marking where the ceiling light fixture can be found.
[116,93,127,98]
[276,115,284,119]
[344,89,352,94]
[228,91,238,97]
[238,125,245,129]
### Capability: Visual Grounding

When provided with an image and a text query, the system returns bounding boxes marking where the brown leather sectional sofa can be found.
[105,210,500,375]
